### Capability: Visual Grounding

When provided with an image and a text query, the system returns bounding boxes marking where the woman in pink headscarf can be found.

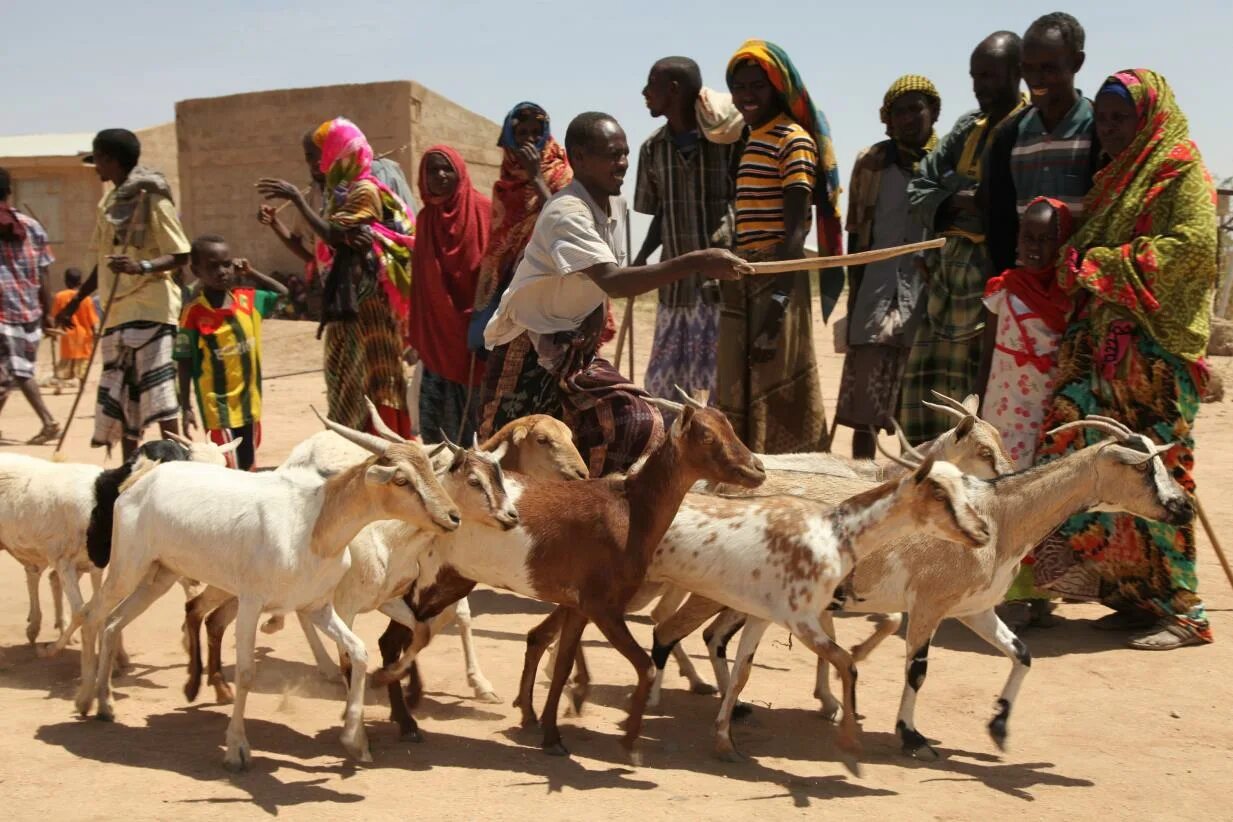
[409,145,491,442]
[259,117,416,436]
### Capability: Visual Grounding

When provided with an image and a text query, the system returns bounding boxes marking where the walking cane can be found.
[457,352,477,443]
[1194,496,1233,593]
[53,191,148,462]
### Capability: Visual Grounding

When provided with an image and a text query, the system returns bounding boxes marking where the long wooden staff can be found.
[1194,496,1233,592]
[614,203,635,378]
[53,190,148,461]
[748,237,946,275]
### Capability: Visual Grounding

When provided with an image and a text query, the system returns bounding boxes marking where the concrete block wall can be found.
[410,82,503,198]
[1,159,104,291]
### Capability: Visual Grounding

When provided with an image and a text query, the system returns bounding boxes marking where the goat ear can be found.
[216,438,244,455]
[962,394,980,414]
[955,416,975,441]
[679,405,696,428]
[912,456,936,484]
[365,464,398,485]
[490,441,510,463]
[511,425,528,446]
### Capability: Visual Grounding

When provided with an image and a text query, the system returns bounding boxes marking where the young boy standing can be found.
[174,234,286,470]
[49,267,99,392]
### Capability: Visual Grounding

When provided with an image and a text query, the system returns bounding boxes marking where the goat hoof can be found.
[95,707,114,722]
[542,741,570,757]
[731,701,754,720]
[369,668,397,688]
[35,642,57,659]
[520,714,540,729]
[223,744,251,772]
[690,681,718,696]
[214,685,235,706]
[400,727,424,744]
[819,706,839,723]
[716,746,747,763]
[988,721,1008,752]
[905,742,940,761]
[474,689,502,705]
[839,751,863,778]
[25,625,39,645]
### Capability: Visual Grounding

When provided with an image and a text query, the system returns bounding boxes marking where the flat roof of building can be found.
[0,133,94,160]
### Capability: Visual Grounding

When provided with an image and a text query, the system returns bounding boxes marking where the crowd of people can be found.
[0,11,1218,652]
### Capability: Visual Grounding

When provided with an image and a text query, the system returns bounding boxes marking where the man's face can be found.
[889,92,935,149]
[302,135,325,185]
[729,63,778,128]
[1021,30,1083,110]
[970,49,1019,115]
[573,120,629,197]
[91,148,123,185]
[424,153,459,199]
[193,241,234,291]
[642,67,673,118]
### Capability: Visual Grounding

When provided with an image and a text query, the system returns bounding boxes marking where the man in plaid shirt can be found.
[0,167,59,443]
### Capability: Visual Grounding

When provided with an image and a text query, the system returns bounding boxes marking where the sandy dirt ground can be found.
[1,301,1230,821]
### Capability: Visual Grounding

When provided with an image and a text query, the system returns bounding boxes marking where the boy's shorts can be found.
[207,422,262,471]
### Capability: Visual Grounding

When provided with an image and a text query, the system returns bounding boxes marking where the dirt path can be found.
[1,307,1230,820]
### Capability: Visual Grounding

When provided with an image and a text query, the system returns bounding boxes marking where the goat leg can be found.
[796,624,863,777]
[538,608,586,756]
[895,616,941,761]
[516,607,567,727]
[377,620,420,739]
[589,611,657,760]
[712,617,771,762]
[23,564,43,645]
[959,609,1031,752]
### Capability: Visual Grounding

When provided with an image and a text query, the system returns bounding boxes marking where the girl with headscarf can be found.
[258,117,415,436]
[714,40,839,454]
[410,146,491,443]
[1032,70,1218,650]
[833,74,940,459]
[475,103,574,437]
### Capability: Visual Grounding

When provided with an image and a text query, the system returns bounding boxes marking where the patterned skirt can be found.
[1031,319,1211,641]
[834,343,910,433]
[323,293,409,437]
[419,368,477,444]
[645,301,720,400]
[715,271,827,454]
[92,321,179,446]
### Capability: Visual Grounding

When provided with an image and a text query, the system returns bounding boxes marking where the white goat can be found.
[0,435,240,652]
[73,412,461,771]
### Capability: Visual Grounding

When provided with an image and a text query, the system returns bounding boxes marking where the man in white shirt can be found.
[482,112,750,475]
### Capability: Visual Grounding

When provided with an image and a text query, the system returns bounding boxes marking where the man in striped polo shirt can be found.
[982,12,1103,275]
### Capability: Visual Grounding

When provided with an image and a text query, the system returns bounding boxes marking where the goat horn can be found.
[162,430,193,447]
[929,390,974,417]
[437,429,463,455]
[428,442,449,458]
[923,399,967,422]
[1084,414,1135,440]
[673,385,705,409]
[364,396,406,443]
[892,419,928,463]
[312,406,391,457]
[873,426,920,470]
[1046,418,1129,442]
[646,396,685,414]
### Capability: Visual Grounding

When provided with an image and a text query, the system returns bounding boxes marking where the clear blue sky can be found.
[5,0,1229,228]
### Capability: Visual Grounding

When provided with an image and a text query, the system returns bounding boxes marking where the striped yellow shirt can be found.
[734,113,818,251]
[174,288,279,430]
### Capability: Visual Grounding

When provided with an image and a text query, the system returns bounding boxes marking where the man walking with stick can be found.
[56,129,190,460]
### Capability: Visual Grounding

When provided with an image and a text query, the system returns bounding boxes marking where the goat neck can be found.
[828,482,913,562]
[309,458,387,558]
[986,444,1103,564]
[624,430,697,563]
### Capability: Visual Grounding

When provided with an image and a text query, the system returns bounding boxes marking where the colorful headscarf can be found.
[474,102,573,311]
[726,40,843,258]
[985,196,1075,334]
[498,102,551,152]
[311,117,416,325]
[409,146,491,385]
[1059,70,1217,362]
[880,74,941,169]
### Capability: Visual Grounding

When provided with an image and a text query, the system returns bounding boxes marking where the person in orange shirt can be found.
[49,267,98,392]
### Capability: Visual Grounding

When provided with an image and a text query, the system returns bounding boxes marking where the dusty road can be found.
[0,305,1230,820]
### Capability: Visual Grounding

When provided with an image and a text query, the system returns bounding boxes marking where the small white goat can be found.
[0,435,239,653]
[74,411,461,771]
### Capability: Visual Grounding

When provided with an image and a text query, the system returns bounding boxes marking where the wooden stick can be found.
[1194,495,1233,593]
[749,237,947,275]
[53,190,148,461]
[271,184,314,215]
[614,298,633,370]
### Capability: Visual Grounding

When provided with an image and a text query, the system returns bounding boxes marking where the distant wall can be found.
[136,122,181,204]
[176,81,500,279]
[1,158,103,291]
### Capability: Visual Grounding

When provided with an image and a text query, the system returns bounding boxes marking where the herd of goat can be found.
[0,391,1192,774]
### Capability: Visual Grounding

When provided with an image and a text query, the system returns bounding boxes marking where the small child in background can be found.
[49,267,98,393]
[174,234,287,470]
[979,196,1075,466]
[979,196,1075,620]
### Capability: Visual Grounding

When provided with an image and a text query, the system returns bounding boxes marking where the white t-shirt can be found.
[484,180,626,351]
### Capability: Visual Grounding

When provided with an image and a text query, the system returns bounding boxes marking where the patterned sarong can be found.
[323,292,409,437]
[92,321,179,446]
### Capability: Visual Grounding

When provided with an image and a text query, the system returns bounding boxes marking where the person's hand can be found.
[182,408,198,437]
[106,255,142,275]
[234,258,253,276]
[257,178,304,205]
[690,248,754,281]
[346,225,374,251]
[257,204,279,226]
[751,298,787,364]
[516,144,542,179]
